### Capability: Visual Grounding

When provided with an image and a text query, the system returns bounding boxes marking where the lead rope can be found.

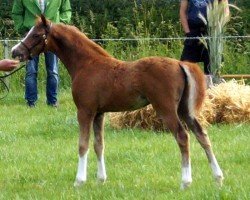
[0,63,26,99]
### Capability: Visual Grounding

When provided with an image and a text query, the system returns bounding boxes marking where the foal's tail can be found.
[179,62,206,117]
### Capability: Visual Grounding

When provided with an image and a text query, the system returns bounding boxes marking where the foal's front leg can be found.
[93,113,107,182]
[74,109,94,187]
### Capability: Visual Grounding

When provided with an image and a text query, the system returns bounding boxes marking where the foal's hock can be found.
[11,15,224,189]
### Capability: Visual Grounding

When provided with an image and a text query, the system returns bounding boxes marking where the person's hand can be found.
[0,59,20,72]
[184,31,200,46]
[185,31,197,37]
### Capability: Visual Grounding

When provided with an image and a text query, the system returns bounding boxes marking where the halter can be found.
[20,23,52,58]
[0,63,26,99]
[1,22,53,99]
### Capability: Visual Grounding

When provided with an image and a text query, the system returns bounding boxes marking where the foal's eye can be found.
[33,34,40,38]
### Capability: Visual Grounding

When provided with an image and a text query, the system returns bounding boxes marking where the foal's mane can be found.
[52,23,111,58]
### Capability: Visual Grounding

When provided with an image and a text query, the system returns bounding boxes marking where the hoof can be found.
[180,181,192,190]
[98,177,107,183]
[74,179,86,187]
[97,174,107,183]
[215,175,224,187]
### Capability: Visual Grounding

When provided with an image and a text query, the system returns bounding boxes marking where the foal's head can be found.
[12,15,51,61]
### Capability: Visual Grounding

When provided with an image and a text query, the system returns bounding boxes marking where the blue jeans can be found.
[25,52,59,105]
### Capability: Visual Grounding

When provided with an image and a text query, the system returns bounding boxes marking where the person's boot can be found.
[205,75,214,89]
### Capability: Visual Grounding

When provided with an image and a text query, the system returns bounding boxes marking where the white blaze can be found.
[11,26,35,52]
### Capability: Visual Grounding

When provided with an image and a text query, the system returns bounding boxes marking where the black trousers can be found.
[180,27,211,75]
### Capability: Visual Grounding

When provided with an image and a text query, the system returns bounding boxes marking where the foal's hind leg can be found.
[163,115,192,189]
[183,116,224,186]
[74,109,95,187]
[93,113,107,182]
[154,105,192,189]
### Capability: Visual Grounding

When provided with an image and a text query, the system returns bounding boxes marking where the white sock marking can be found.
[97,154,107,181]
[210,154,223,179]
[75,151,88,182]
[182,165,192,184]
[181,161,192,189]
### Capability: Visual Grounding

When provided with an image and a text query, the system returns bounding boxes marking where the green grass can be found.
[0,90,249,199]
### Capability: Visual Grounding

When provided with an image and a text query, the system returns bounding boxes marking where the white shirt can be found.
[38,0,46,13]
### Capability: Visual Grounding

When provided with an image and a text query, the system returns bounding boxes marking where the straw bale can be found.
[109,80,250,131]
[109,106,164,131]
[205,80,250,123]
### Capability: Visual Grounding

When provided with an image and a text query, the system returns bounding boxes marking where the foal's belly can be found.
[126,95,150,110]
[99,95,150,112]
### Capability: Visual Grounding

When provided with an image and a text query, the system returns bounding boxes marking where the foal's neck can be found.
[48,24,112,79]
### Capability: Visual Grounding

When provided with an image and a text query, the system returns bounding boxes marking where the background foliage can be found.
[0,0,249,39]
[0,0,249,91]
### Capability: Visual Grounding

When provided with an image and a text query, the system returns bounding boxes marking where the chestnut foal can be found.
[12,16,223,189]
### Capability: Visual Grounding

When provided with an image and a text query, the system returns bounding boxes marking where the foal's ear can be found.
[41,14,48,26]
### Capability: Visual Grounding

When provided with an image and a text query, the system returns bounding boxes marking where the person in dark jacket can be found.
[180,0,229,87]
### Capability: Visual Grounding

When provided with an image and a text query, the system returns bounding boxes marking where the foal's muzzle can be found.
[11,44,31,62]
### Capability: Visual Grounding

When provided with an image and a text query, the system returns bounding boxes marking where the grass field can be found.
[0,90,249,199]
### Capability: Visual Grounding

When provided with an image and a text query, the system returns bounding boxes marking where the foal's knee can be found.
[94,138,104,158]
[175,125,190,153]
[79,144,89,156]
[196,131,212,149]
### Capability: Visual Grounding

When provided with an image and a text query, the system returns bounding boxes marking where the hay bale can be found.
[109,80,250,130]
[205,80,250,123]
[109,106,164,131]
[197,94,215,125]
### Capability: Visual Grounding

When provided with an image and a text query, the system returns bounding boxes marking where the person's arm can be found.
[223,0,230,16]
[0,59,20,72]
[59,0,72,24]
[12,0,26,34]
[180,0,190,34]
